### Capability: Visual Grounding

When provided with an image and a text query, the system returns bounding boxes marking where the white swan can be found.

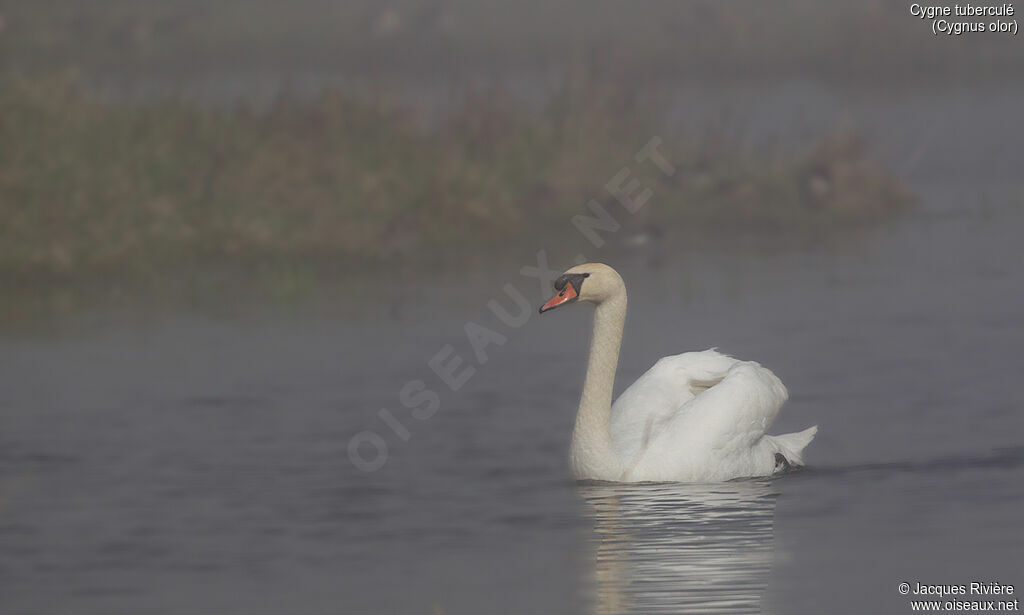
[539,263,817,483]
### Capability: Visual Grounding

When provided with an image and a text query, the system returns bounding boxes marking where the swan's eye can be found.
[559,290,566,297]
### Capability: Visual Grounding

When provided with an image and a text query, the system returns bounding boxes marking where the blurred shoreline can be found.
[7,0,1023,323]
[0,72,913,285]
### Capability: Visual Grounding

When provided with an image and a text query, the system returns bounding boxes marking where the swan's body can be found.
[539,263,817,483]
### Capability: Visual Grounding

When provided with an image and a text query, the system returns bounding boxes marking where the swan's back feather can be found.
[613,349,811,482]
[610,349,739,464]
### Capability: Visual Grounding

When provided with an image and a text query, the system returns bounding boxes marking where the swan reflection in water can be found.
[578,479,779,615]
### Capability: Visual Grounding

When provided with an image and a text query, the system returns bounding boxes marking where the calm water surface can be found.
[2,94,1023,613]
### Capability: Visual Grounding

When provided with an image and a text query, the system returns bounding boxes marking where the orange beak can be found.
[539,283,579,313]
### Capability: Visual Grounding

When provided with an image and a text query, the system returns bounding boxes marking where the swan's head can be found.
[539,263,625,313]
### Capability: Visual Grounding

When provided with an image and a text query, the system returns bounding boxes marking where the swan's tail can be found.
[768,425,818,466]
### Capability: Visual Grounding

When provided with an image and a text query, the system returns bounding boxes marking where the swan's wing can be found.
[624,360,789,482]
[610,349,740,463]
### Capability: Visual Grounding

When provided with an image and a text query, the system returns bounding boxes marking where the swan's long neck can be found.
[570,291,627,480]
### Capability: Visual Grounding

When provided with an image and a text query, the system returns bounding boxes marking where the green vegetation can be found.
[0,73,914,280]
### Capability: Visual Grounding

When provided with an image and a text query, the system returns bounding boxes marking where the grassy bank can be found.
[0,74,914,281]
